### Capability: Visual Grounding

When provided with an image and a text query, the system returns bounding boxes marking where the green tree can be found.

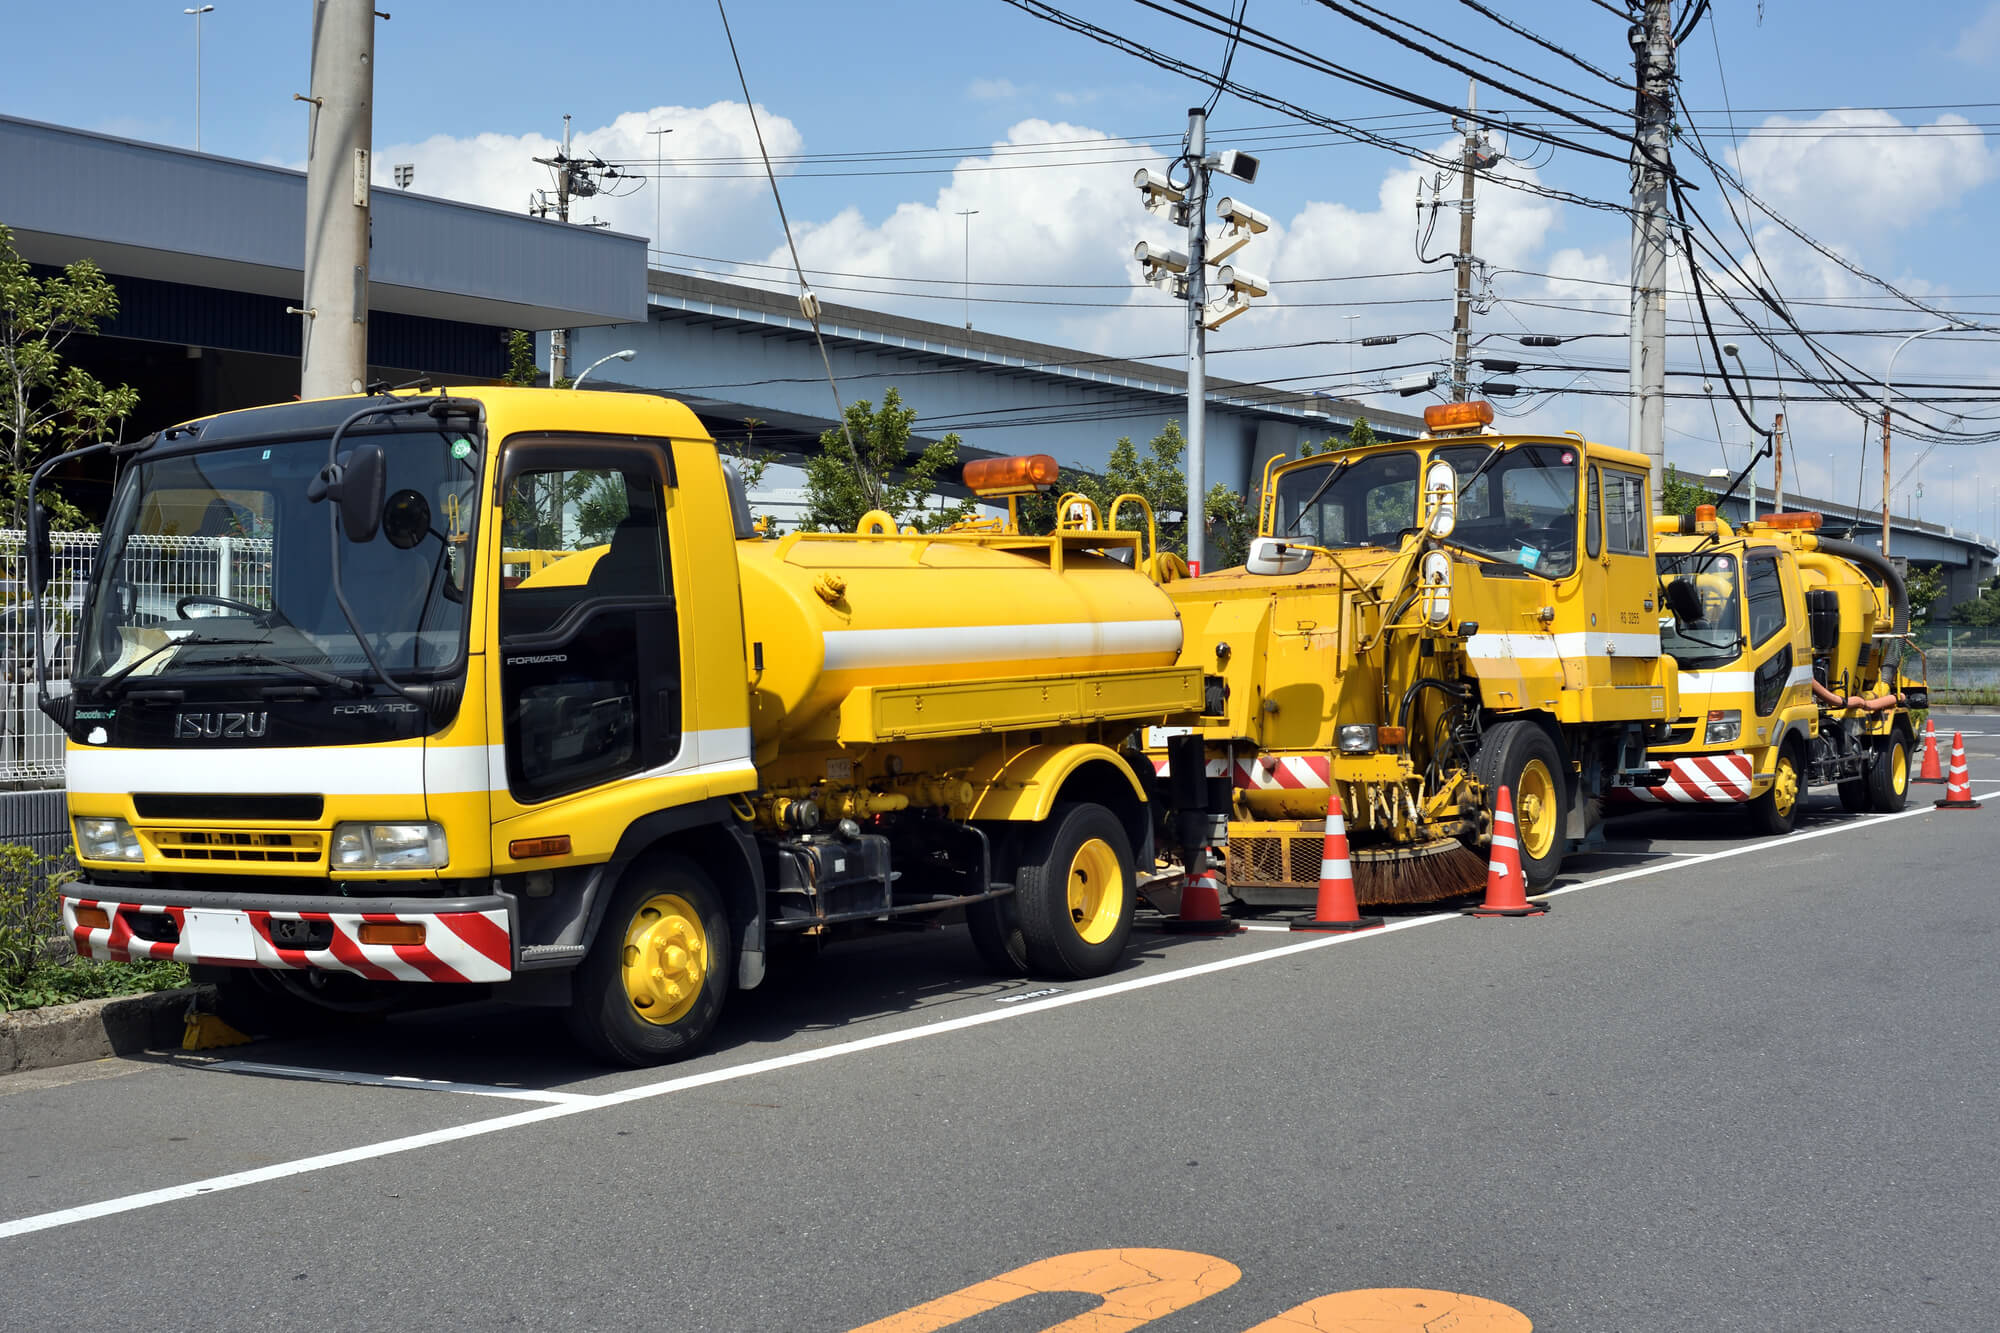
[0,224,139,528]
[1906,563,1947,625]
[798,388,974,534]
[1017,421,1251,568]
[1299,416,1379,458]
[499,329,541,386]
[1660,464,1717,519]
[1950,584,2000,627]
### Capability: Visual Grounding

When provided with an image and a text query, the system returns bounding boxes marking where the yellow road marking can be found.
[848,1247,1241,1333]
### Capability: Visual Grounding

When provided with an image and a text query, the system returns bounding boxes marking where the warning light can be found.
[1756,511,1823,531]
[963,454,1060,497]
[1422,400,1496,433]
[1695,504,1717,522]
[73,905,111,930]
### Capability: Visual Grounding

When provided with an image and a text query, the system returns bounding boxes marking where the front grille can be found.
[134,794,324,821]
[151,829,325,864]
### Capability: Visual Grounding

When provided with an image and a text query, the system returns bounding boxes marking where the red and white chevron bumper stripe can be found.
[1152,754,1333,789]
[1613,752,1757,804]
[61,897,512,983]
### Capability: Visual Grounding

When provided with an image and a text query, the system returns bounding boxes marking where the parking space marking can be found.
[4,784,1993,1244]
[206,1060,595,1105]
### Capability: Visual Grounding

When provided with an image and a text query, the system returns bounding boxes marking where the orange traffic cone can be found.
[1160,858,1245,934]
[1464,785,1550,917]
[1291,791,1384,934]
[1915,718,1945,784]
[1935,732,1980,810]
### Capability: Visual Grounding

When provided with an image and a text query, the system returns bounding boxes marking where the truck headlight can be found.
[1704,709,1741,745]
[75,816,143,862]
[332,822,448,870]
[1337,723,1378,754]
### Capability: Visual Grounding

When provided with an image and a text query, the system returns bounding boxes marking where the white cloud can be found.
[967,78,1024,101]
[1953,2,2000,65]
[1730,110,1994,236]
[373,101,803,253]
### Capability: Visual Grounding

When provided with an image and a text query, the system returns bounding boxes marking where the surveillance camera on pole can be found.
[1210,148,1260,183]
[1396,371,1442,397]
[1133,168,1187,220]
[1209,196,1271,263]
[1212,265,1268,299]
[1134,241,1191,297]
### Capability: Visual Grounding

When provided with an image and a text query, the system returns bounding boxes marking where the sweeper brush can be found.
[1352,837,1490,906]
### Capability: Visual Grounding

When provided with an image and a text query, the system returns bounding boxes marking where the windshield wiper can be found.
[1285,459,1352,535]
[83,635,268,700]
[202,652,367,695]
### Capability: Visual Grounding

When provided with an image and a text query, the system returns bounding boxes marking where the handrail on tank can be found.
[1107,492,1157,564]
[855,510,898,536]
[1055,493,1102,532]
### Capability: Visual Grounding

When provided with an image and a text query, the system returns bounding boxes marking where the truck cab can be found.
[1638,508,1920,830]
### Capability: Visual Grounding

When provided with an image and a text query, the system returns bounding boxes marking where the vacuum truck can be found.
[28,388,1224,1064]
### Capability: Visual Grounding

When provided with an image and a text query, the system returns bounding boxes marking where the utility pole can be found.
[1184,105,1209,575]
[1629,0,1675,509]
[1450,82,1480,402]
[1771,412,1785,513]
[299,0,375,400]
[533,116,580,384]
[648,126,672,261]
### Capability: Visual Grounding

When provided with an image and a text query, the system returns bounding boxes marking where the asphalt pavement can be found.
[3,718,1997,1332]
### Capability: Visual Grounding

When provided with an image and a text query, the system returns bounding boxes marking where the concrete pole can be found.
[550,116,573,385]
[1185,106,1208,574]
[1880,323,1957,553]
[1628,0,1674,510]
[299,0,374,400]
[1450,82,1478,403]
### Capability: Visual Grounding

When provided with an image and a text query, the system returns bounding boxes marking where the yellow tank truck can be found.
[1626,507,1922,829]
[1148,400,1678,903]
[26,389,1220,1065]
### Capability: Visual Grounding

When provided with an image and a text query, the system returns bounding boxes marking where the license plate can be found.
[183,909,260,961]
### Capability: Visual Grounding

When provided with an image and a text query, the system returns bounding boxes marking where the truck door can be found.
[1587,465,1661,687]
[1743,552,1794,724]
[495,439,683,806]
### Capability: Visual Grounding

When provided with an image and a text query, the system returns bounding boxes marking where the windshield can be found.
[76,431,480,692]
[1270,450,1419,548]
[1658,550,1743,669]
[1434,443,1580,577]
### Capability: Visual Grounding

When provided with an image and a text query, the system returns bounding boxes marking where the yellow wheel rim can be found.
[1066,838,1124,945]
[620,893,708,1026]
[1772,756,1800,817]
[1891,743,1909,795]
[1514,758,1559,862]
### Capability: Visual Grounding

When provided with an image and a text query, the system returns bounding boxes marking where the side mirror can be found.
[1245,535,1312,577]
[308,443,387,543]
[1420,549,1453,625]
[26,502,52,595]
[1663,576,1702,625]
[1423,460,1458,537]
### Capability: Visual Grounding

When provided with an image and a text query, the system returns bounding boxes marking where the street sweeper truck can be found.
[1628,506,1922,827]
[27,388,1226,1065]
[1150,399,1679,904]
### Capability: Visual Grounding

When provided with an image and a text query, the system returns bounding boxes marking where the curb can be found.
[1,985,216,1075]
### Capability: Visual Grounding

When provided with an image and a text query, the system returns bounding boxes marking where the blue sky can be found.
[8,2,2000,534]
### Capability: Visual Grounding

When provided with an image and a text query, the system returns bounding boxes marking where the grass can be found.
[1927,687,2000,708]
[0,843,190,1012]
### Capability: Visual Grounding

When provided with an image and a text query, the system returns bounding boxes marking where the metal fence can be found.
[0,529,273,788]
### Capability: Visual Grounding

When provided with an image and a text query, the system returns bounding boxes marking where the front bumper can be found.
[62,883,514,983]
[1610,751,1759,805]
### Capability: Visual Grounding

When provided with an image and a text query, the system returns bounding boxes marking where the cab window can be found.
[1601,469,1649,555]
[1433,443,1580,577]
[1746,556,1787,647]
[1270,451,1419,548]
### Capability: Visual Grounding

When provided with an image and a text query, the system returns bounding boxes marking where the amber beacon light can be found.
[1422,400,1496,433]
[963,454,1060,497]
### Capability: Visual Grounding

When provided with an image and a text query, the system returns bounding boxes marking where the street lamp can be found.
[572,348,636,389]
[184,5,214,153]
[647,127,672,260]
[1721,342,1758,518]
[955,208,979,330]
[1880,323,1959,555]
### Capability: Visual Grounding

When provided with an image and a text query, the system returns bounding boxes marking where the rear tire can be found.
[1471,720,1568,892]
[1867,727,1911,813]
[1014,803,1135,978]
[1837,779,1870,813]
[566,855,732,1067]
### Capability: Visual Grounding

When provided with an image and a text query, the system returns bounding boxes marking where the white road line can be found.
[5,785,1995,1244]
[206,1060,594,1105]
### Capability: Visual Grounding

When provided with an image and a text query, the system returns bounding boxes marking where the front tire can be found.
[1014,803,1135,978]
[1867,728,1911,812]
[566,855,733,1067]
[1471,720,1568,892]
[1749,741,1805,836]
